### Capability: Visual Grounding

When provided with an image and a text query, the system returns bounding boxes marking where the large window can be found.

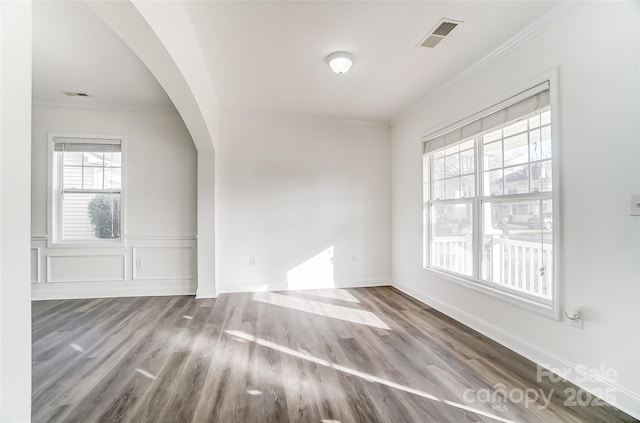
[49,135,123,245]
[423,82,557,313]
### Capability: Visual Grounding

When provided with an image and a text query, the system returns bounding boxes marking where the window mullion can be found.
[58,190,62,242]
[58,150,64,242]
[474,135,483,279]
[473,196,481,280]
[426,200,431,268]
[500,133,505,194]
[527,114,532,190]
[427,154,434,268]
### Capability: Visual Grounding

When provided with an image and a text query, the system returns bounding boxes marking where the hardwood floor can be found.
[32,287,637,423]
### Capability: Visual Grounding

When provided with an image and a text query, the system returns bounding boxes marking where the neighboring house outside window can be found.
[49,135,123,246]
[423,81,558,316]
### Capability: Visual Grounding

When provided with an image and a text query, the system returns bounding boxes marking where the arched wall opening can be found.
[85,0,220,298]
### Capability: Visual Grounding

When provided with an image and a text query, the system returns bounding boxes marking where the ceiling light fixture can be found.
[326,52,353,75]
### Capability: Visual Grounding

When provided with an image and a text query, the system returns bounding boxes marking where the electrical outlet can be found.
[249,257,256,267]
[631,194,640,216]
[566,308,583,329]
[570,317,583,329]
[136,258,143,269]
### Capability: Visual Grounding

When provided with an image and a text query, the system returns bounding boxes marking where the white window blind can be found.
[53,139,122,152]
[424,82,550,154]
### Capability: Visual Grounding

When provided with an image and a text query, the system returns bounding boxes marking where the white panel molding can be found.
[32,99,178,114]
[31,234,48,242]
[127,238,195,248]
[132,247,138,281]
[32,238,196,298]
[126,234,196,241]
[46,253,127,283]
[132,245,194,281]
[31,248,41,284]
[392,281,640,420]
[32,279,196,300]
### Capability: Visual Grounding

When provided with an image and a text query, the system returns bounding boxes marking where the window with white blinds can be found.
[50,136,123,244]
[422,82,558,314]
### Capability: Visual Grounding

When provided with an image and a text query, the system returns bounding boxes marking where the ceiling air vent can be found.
[418,19,462,48]
[62,91,90,97]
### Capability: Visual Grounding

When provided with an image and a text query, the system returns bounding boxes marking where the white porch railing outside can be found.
[431,236,553,300]
[431,236,473,276]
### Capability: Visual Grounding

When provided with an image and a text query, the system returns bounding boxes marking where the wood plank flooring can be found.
[32,287,637,423]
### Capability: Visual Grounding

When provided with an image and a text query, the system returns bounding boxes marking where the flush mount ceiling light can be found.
[326,52,353,75]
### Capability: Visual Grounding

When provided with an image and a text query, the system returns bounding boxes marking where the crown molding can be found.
[391,2,579,126]
[220,107,389,127]
[32,98,178,114]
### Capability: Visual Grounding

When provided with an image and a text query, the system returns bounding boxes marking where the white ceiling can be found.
[32,1,559,121]
[32,1,172,109]
[184,1,558,121]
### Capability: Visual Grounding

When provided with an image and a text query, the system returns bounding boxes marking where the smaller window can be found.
[49,136,123,245]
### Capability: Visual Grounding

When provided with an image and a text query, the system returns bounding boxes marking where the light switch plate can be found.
[632,194,640,216]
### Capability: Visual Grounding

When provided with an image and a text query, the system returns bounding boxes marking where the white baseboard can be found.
[196,287,218,299]
[336,278,389,289]
[217,278,389,295]
[32,280,196,301]
[392,281,640,420]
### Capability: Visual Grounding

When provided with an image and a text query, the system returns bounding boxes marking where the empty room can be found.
[0,1,639,422]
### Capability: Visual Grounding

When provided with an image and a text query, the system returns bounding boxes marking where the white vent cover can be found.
[62,91,90,97]
[418,18,462,48]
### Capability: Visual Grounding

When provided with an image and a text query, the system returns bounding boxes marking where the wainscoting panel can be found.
[31,248,40,284]
[47,254,126,283]
[32,236,197,300]
[132,246,194,281]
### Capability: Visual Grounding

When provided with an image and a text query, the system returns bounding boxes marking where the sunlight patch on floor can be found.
[70,343,84,352]
[225,330,518,423]
[135,368,157,380]
[299,288,360,303]
[252,291,390,330]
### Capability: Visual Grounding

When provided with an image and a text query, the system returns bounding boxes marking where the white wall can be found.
[31,104,198,299]
[216,111,390,293]
[391,2,640,417]
[197,150,216,298]
[0,1,32,420]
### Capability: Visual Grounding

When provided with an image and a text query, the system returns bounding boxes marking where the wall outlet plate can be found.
[570,318,583,329]
[631,194,640,216]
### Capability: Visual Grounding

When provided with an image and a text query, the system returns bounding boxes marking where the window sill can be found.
[422,266,559,320]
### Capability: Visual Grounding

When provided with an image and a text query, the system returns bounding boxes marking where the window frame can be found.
[421,73,561,319]
[47,133,126,248]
